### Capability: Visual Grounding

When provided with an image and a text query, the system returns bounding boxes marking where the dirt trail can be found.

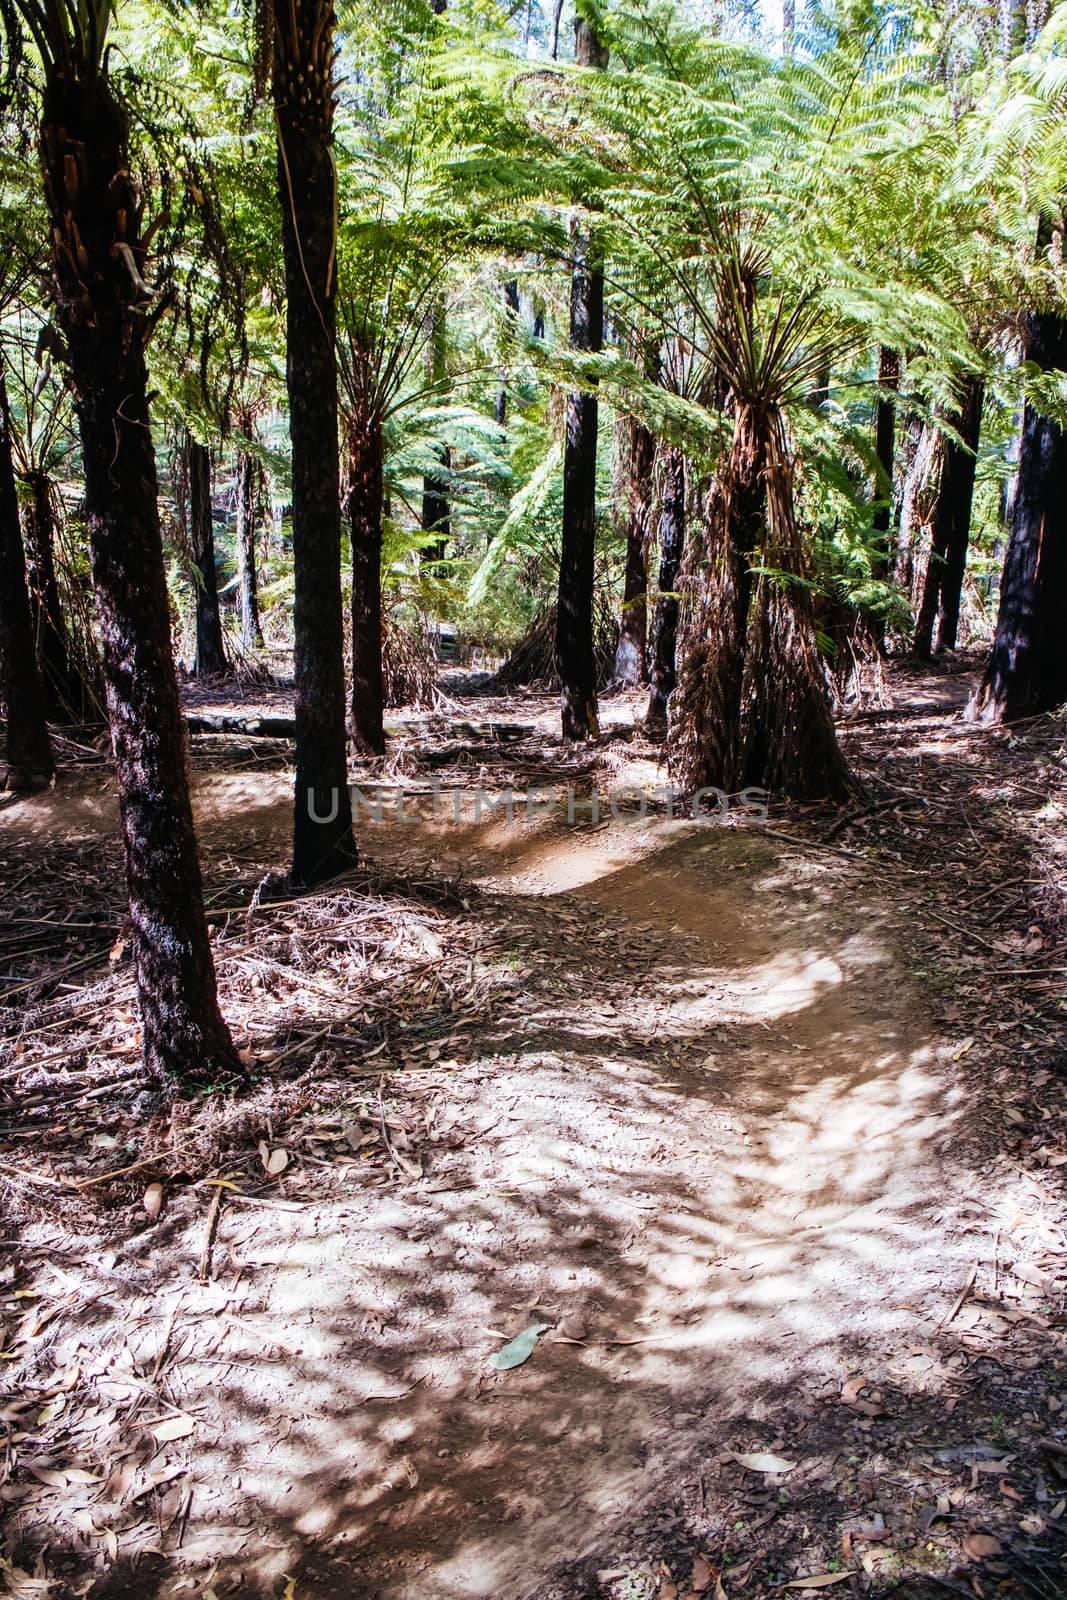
[4,678,1055,1599]
[130,811,968,1597]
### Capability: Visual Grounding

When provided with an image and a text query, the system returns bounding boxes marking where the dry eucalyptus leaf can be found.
[262,1147,289,1176]
[786,1575,853,1590]
[142,1183,163,1219]
[733,1451,796,1475]
[150,1413,196,1442]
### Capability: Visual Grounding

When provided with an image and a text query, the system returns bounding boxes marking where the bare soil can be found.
[1,662,1066,1600]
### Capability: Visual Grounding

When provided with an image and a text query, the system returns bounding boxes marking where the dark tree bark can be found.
[913,377,983,658]
[421,296,451,565]
[21,468,76,719]
[612,414,653,686]
[645,444,685,733]
[555,7,607,740]
[35,70,239,1083]
[0,373,54,790]
[235,446,264,651]
[969,307,1067,722]
[187,437,229,677]
[870,346,899,641]
[346,410,385,756]
[934,377,984,652]
[272,0,357,885]
[556,223,603,739]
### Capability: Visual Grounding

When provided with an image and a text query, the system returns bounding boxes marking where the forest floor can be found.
[1,657,1067,1600]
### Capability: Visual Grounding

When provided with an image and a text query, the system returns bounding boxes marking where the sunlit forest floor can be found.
[1,661,1066,1600]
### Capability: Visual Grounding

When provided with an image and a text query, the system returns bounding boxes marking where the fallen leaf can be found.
[261,1147,289,1177]
[690,1554,713,1592]
[150,1413,196,1442]
[733,1451,796,1475]
[487,1323,549,1371]
[143,1183,163,1219]
[841,1376,868,1404]
[962,1533,1002,1560]
[786,1575,853,1590]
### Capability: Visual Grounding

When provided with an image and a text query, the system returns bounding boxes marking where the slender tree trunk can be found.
[914,378,984,657]
[894,417,933,593]
[870,346,899,646]
[556,9,607,740]
[421,296,451,564]
[612,415,653,686]
[0,373,54,789]
[934,376,984,652]
[645,444,685,733]
[557,222,602,738]
[188,437,229,677]
[783,0,795,55]
[235,446,264,651]
[495,278,520,429]
[272,0,357,885]
[969,307,1067,722]
[347,411,385,756]
[22,468,76,719]
[36,71,239,1083]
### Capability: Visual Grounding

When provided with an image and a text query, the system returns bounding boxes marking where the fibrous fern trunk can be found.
[272,0,357,884]
[346,411,385,756]
[35,70,239,1084]
[669,410,851,801]
[0,372,53,790]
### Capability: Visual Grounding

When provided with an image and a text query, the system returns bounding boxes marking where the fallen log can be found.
[185,712,297,738]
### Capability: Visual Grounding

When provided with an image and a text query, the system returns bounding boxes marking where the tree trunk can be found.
[188,437,229,677]
[645,444,685,733]
[495,278,520,429]
[35,70,239,1084]
[870,346,899,646]
[21,468,76,719]
[670,414,851,800]
[914,378,983,658]
[612,415,653,686]
[421,296,451,564]
[235,446,264,650]
[934,376,984,652]
[0,373,54,790]
[893,417,934,594]
[272,0,357,885]
[669,413,765,792]
[347,411,385,756]
[556,221,603,739]
[969,308,1067,722]
[783,0,795,55]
